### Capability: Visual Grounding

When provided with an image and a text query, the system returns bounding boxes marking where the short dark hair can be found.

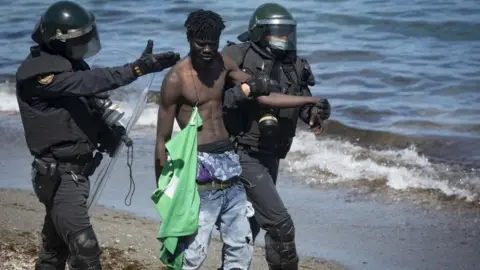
[184,9,225,41]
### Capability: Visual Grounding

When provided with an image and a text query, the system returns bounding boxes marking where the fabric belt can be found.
[196,178,240,191]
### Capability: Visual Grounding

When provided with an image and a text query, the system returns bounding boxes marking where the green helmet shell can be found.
[247,3,297,51]
[36,1,95,42]
[32,1,101,59]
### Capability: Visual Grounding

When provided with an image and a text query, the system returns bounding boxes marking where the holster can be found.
[31,159,60,206]
[32,158,58,177]
[80,152,102,176]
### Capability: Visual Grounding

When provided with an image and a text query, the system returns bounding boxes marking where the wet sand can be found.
[1,145,479,269]
[0,188,344,270]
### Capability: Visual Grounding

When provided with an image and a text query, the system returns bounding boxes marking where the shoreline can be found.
[0,188,345,270]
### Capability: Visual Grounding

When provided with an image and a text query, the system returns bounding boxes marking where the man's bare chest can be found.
[180,71,227,105]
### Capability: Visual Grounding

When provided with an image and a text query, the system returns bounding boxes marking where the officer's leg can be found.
[267,157,280,185]
[238,151,298,270]
[50,172,102,269]
[35,209,69,270]
[31,167,69,270]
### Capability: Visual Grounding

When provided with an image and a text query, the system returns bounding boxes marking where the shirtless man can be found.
[155,10,321,269]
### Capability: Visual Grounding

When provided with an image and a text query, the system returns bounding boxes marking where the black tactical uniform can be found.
[15,1,179,269]
[221,3,331,269]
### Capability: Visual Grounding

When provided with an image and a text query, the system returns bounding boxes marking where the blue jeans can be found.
[182,183,254,270]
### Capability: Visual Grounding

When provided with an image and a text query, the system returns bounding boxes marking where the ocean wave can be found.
[1,75,479,204]
[284,131,479,202]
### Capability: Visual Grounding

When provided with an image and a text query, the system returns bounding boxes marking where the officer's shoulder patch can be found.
[38,74,54,85]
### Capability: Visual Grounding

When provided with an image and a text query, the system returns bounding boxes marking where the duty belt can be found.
[235,143,275,156]
[234,138,292,159]
[33,152,103,177]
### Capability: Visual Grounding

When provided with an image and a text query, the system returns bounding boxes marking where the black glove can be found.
[131,40,180,77]
[244,72,281,98]
[97,124,127,157]
[309,99,331,124]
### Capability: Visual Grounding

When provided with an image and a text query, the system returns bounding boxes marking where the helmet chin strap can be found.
[266,47,297,64]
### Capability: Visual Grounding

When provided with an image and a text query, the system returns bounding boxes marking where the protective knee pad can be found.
[265,217,299,269]
[68,227,102,270]
[268,217,296,242]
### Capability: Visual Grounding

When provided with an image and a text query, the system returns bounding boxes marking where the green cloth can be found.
[151,107,202,269]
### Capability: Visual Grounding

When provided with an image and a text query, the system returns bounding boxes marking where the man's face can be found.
[189,38,219,64]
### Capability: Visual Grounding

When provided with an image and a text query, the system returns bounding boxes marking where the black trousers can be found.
[237,149,299,269]
[31,164,101,270]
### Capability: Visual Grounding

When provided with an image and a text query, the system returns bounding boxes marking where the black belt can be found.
[58,162,91,177]
[55,152,94,164]
[33,152,103,177]
[196,178,240,191]
[235,143,275,156]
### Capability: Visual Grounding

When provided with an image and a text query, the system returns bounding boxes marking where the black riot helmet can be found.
[238,3,297,52]
[31,1,101,60]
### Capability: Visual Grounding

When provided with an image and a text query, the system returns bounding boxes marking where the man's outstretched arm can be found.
[154,68,181,185]
[224,55,320,108]
[256,92,320,108]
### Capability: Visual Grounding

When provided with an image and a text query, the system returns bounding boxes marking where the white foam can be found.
[132,103,181,132]
[285,131,478,201]
[0,82,18,112]
[134,105,157,127]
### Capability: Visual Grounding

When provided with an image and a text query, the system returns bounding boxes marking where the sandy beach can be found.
[0,188,345,270]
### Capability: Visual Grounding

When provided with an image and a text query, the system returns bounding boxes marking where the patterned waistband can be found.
[196,150,242,182]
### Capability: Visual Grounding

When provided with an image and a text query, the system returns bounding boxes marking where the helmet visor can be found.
[264,24,296,51]
[64,24,101,60]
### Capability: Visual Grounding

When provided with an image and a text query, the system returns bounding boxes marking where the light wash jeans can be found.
[182,182,254,270]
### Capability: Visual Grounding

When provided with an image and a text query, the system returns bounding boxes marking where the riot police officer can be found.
[221,3,331,269]
[15,1,179,269]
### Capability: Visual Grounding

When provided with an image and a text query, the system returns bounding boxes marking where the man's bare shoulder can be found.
[159,60,186,104]
[174,56,194,72]
[162,58,185,84]
[161,68,178,88]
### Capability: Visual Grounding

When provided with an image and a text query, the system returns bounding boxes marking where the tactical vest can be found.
[15,45,100,159]
[223,41,310,158]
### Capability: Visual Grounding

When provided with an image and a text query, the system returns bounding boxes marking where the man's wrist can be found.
[309,97,321,104]
[130,62,142,77]
[240,83,251,97]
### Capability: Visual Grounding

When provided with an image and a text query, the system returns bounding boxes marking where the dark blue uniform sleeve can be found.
[223,84,249,109]
[32,65,138,98]
[298,58,316,124]
[220,42,246,67]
